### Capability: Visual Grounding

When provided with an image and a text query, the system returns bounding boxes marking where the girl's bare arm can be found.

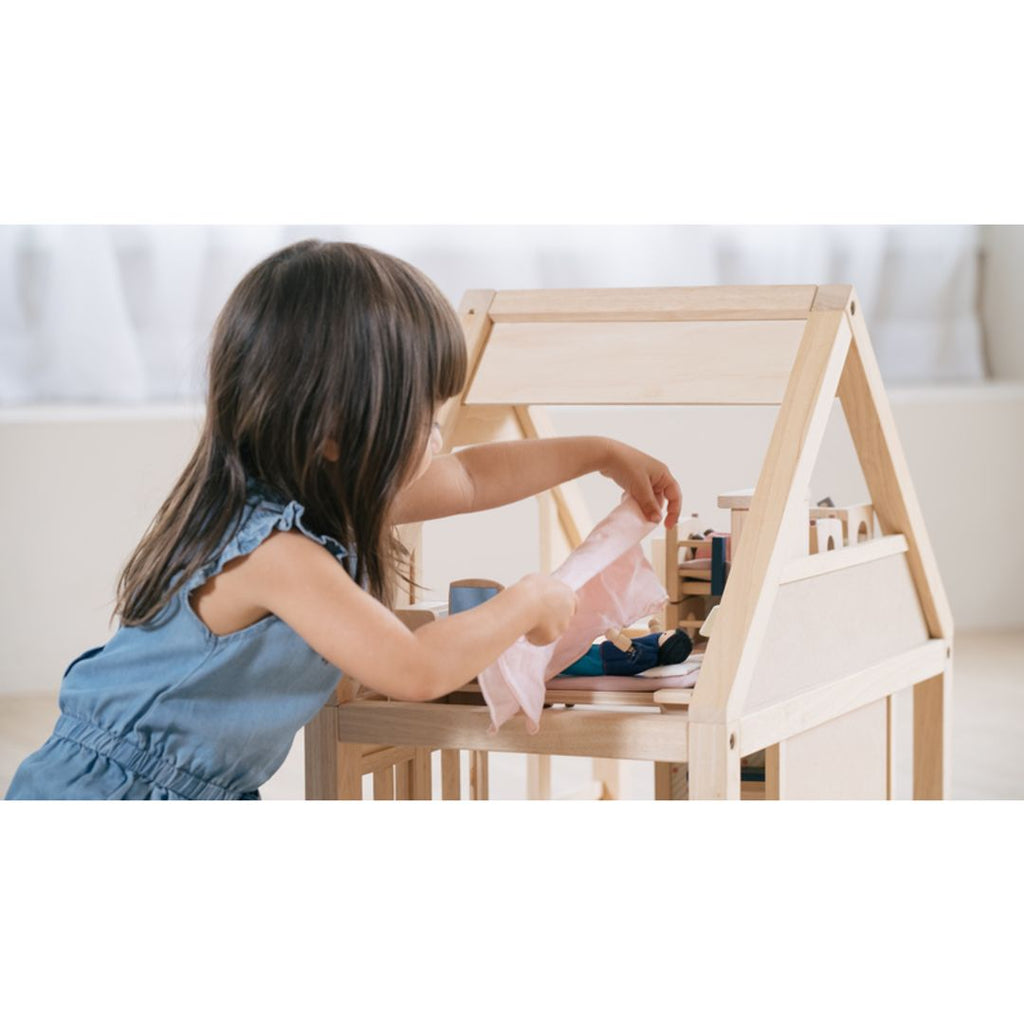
[456,436,608,512]
[388,453,476,525]
[243,530,546,701]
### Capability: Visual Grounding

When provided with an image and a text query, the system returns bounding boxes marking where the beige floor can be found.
[2,628,1022,800]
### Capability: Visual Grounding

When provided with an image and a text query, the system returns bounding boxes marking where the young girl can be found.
[6,239,681,800]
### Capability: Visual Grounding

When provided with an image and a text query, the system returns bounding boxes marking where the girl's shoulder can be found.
[187,478,355,597]
[184,478,358,637]
[240,477,351,562]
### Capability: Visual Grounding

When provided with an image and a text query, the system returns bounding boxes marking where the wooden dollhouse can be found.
[303,284,953,800]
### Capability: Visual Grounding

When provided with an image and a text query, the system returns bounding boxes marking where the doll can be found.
[558,626,693,677]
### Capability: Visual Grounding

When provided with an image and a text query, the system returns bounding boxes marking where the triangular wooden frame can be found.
[315,284,953,800]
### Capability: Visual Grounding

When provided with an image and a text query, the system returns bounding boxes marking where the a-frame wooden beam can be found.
[836,290,953,799]
[686,307,853,797]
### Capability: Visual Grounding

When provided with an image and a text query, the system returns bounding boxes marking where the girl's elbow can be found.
[382,628,457,702]
[415,663,450,702]
[361,672,438,704]
[391,648,448,703]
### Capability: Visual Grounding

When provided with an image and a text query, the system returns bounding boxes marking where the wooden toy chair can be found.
[304,284,953,800]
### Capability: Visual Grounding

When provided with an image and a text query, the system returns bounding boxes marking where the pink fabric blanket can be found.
[476,494,669,734]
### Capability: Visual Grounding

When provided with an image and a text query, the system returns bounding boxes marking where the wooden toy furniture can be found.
[659,517,730,641]
[810,501,874,547]
[659,493,878,637]
[304,284,953,800]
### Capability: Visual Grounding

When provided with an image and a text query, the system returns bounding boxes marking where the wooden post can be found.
[654,762,688,800]
[470,751,489,800]
[914,655,953,799]
[592,758,620,800]
[304,703,340,800]
[395,756,412,800]
[336,742,363,800]
[689,310,852,735]
[527,755,551,799]
[410,747,433,800]
[687,722,741,799]
[441,749,461,800]
[373,767,395,800]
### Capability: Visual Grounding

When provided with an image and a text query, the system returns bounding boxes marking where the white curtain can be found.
[0,224,986,403]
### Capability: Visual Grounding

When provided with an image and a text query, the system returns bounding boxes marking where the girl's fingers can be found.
[662,477,682,528]
[643,480,661,521]
[651,476,681,529]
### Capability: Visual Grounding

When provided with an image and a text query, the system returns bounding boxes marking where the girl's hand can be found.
[521,573,577,646]
[598,440,682,529]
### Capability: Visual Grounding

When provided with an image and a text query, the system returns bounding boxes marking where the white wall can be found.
[0,408,203,695]
[2,386,1022,696]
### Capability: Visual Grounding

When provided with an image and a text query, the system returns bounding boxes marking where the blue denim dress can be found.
[5,480,358,800]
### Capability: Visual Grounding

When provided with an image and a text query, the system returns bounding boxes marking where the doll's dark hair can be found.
[657,629,694,665]
[114,239,467,626]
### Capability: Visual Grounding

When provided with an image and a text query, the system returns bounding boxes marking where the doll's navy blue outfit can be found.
[5,479,358,800]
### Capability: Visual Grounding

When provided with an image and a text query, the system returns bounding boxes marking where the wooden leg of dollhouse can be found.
[764,744,781,799]
[654,763,671,798]
[395,755,412,799]
[592,758,620,799]
[470,751,489,799]
[406,747,431,799]
[687,723,741,799]
[527,754,551,799]
[654,762,688,799]
[337,741,363,800]
[441,749,461,799]
[914,661,953,800]
[304,703,341,800]
[373,766,395,800]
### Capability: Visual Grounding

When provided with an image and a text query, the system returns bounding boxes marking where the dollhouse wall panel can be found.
[741,551,930,716]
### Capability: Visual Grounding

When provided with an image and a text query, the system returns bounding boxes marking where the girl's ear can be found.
[321,439,340,462]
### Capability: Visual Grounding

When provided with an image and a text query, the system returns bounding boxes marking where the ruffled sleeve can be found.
[184,498,358,598]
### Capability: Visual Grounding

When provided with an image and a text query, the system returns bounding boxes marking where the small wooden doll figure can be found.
[558,627,693,677]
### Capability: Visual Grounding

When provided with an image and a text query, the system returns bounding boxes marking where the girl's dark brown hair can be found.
[114,239,467,626]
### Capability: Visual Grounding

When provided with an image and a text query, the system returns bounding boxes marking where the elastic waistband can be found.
[53,713,257,801]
